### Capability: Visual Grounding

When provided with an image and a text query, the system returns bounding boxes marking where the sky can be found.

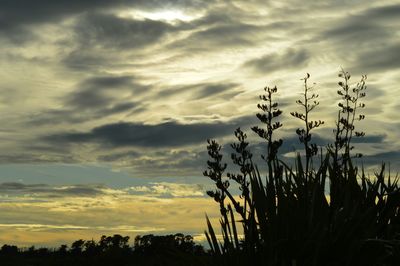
[0,0,399,247]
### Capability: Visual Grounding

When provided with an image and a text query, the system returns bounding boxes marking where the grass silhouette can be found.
[204,71,400,266]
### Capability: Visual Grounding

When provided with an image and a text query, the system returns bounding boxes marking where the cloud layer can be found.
[0,0,399,246]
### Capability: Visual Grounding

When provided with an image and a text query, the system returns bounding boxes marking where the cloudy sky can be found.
[0,0,399,247]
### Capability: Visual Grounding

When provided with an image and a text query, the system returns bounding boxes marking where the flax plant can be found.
[290,73,324,179]
[329,69,367,171]
[251,85,283,182]
[204,71,400,266]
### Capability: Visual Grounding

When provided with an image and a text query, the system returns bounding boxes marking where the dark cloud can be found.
[28,75,146,125]
[60,12,181,70]
[318,3,400,72]
[41,115,256,150]
[324,3,400,37]
[111,149,210,177]
[28,101,139,125]
[192,23,258,45]
[361,151,400,171]
[352,43,400,72]
[0,0,210,30]
[0,1,117,42]
[43,119,243,148]
[0,153,77,164]
[0,182,107,197]
[155,9,263,51]
[363,85,387,99]
[61,50,110,71]
[351,134,386,144]
[322,20,389,43]
[57,4,263,70]
[158,82,241,100]
[81,75,135,89]
[187,11,234,28]
[73,13,175,50]
[170,22,261,51]
[244,48,310,73]
[0,182,47,191]
[196,83,239,99]
[362,4,400,21]
[129,128,388,177]
[65,75,139,109]
[98,151,140,162]
[212,131,390,175]
[1,1,398,175]
[228,131,386,160]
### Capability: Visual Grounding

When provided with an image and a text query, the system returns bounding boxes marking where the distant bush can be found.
[204,71,400,266]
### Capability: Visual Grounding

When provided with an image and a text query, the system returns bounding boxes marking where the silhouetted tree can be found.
[70,239,85,255]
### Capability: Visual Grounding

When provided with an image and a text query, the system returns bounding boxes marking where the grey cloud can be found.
[0,182,46,191]
[55,185,107,197]
[0,153,77,164]
[158,82,241,100]
[30,101,140,125]
[121,149,210,176]
[322,21,389,43]
[81,75,135,89]
[353,43,400,72]
[147,132,389,177]
[0,0,209,30]
[43,119,243,148]
[61,12,178,71]
[187,11,234,28]
[351,134,386,144]
[363,86,387,99]
[169,16,263,52]
[361,4,400,21]
[0,26,35,44]
[196,83,240,99]
[321,4,400,41]
[221,129,387,159]
[0,182,107,197]
[67,89,110,110]
[244,48,310,73]
[318,3,400,72]
[74,13,175,50]
[107,102,139,114]
[362,151,400,171]
[61,4,258,69]
[98,151,140,162]
[127,182,205,197]
[0,1,118,42]
[194,23,257,44]
[218,132,389,173]
[61,50,110,71]
[28,75,145,125]
[66,75,140,109]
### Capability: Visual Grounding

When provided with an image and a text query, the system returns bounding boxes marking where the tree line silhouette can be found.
[0,234,208,266]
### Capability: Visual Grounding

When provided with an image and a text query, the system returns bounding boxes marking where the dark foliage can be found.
[204,71,400,266]
[0,234,208,266]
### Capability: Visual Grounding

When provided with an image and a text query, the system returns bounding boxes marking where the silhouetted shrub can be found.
[204,71,400,266]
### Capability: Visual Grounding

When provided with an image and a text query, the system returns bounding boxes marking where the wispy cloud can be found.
[0,223,164,233]
[0,0,399,246]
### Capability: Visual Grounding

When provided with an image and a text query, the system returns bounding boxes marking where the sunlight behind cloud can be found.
[0,0,399,249]
[119,9,198,22]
